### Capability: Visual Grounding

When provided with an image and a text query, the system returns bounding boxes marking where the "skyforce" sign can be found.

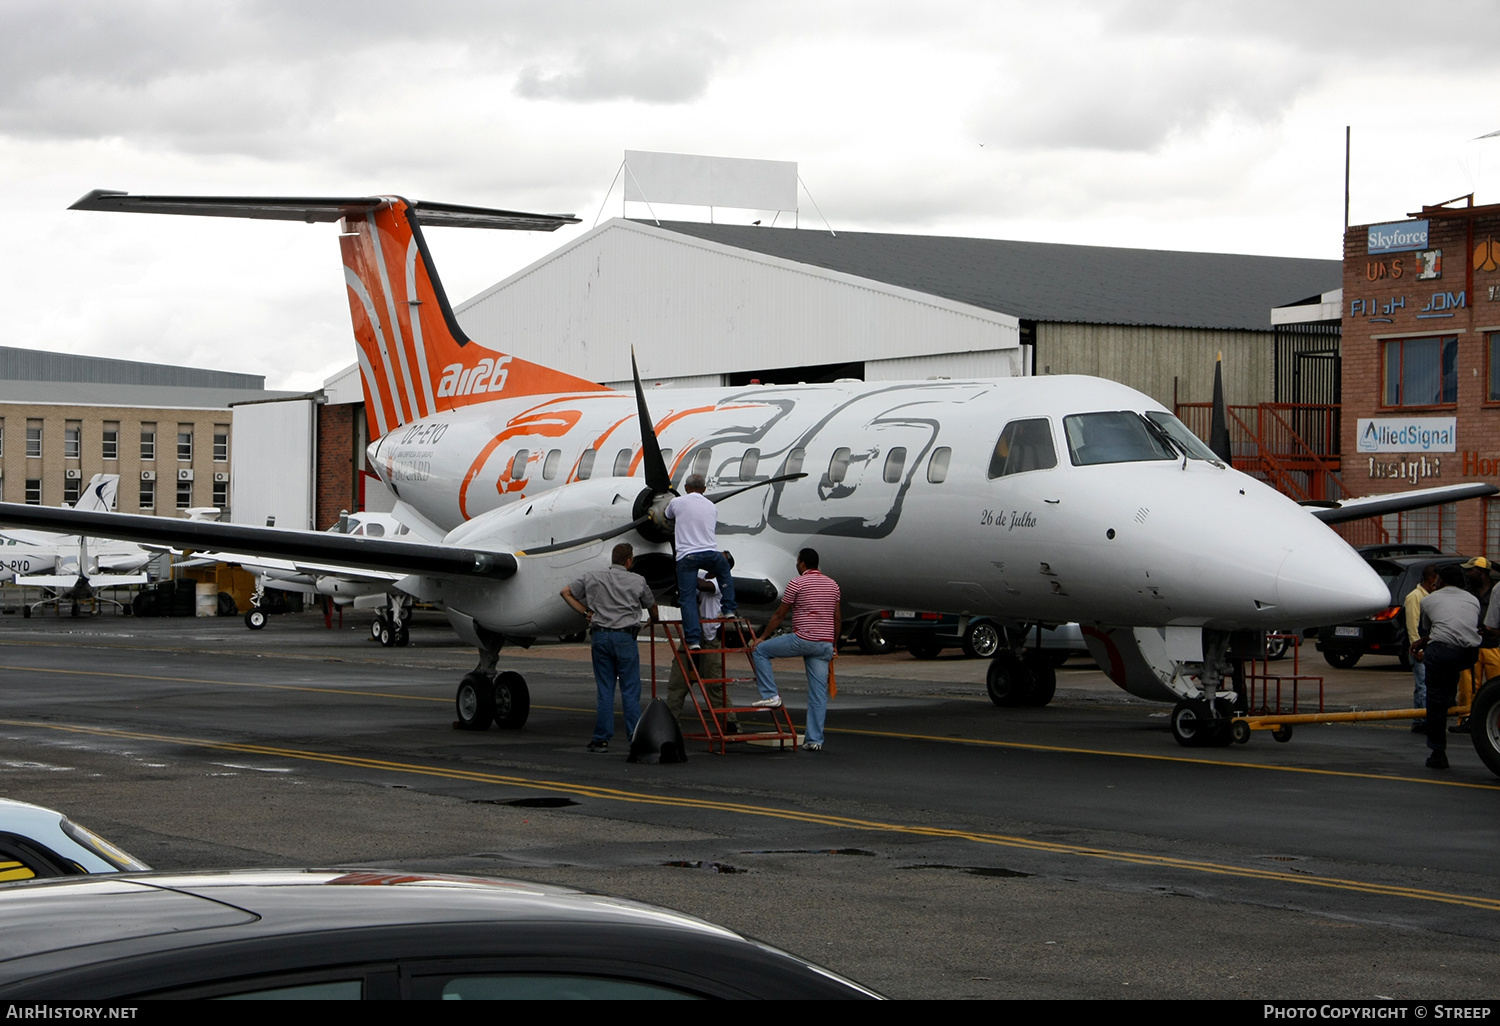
[1367,220,1429,254]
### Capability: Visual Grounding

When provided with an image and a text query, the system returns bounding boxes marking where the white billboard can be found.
[624,150,797,211]
[1356,417,1457,453]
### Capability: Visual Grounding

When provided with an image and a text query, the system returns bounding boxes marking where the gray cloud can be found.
[514,37,725,104]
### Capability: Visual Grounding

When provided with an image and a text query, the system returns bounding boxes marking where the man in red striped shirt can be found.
[748,548,841,752]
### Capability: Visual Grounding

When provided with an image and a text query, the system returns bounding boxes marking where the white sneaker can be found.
[751,695,782,708]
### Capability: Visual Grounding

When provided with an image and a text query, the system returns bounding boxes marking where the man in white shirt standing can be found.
[664,475,736,651]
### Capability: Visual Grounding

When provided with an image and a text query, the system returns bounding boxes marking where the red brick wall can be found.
[315,403,357,529]
[1343,206,1500,553]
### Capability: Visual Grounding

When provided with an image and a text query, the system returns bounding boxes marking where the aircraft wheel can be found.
[1231,719,1252,744]
[493,671,531,730]
[396,624,410,647]
[961,621,1002,660]
[378,624,395,647]
[1469,682,1500,778]
[21,606,30,619]
[986,653,1035,707]
[371,617,385,640]
[1020,651,1056,707]
[1171,699,1211,747]
[908,640,943,660]
[455,673,494,731]
[856,614,894,656]
[1271,724,1294,743]
[245,609,267,630]
[1323,649,1361,670]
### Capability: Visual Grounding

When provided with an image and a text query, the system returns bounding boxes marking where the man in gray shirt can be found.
[1414,565,1481,769]
[561,543,659,753]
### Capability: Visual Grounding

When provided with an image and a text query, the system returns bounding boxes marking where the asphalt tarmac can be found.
[1,609,1497,1000]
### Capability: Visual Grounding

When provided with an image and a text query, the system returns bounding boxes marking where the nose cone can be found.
[1275,539,1390,625]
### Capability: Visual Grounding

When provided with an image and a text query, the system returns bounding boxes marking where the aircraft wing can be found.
[1305,483,1499,524]
[0,503,516,581]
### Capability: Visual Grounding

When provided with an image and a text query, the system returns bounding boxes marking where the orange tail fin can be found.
[70,190,607,437]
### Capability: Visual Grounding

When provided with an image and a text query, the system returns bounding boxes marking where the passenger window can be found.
[659,448,673,471]
[1063,412,1174,467]
[364,523,385,538]
[741,448,760,481]
[882,447,906,484]
[927,447,951,484]
[542,449,561,480]
[828,447,851,484]
[576,449,596,480]
[784,448,805,476]
[508,449,529,479]
[690,447,712,479]
[988,419,1058,479]
[612,449,632,477]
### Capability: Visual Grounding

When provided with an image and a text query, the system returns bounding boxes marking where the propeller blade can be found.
[517,515,652,557]
[631,348,673,495]
[706,472,808,504]
[1208,353,1232,464]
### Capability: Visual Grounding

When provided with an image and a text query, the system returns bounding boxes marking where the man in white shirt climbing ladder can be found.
[664,474,737,651]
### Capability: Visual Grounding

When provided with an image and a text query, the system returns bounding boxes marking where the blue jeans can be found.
[1412,657,1427,719]
[591,629,642,743]
[676,550,737,645]
[752,633,834,745]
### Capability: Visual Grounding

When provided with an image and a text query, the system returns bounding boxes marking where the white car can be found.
[0,798,150,881]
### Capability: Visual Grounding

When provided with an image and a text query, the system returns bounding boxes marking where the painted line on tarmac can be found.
[4,717,1500,915]
[831,726,1500,791]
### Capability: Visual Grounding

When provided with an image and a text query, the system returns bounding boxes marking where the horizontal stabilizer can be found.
[1306,483,1500,524]
[70,190,579,232]
[0,504,516,581]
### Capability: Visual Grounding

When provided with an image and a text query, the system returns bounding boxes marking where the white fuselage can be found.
[367,375,1388,639]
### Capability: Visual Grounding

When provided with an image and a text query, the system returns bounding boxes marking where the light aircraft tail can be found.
[70,191,607,437]
[74,473,118,513]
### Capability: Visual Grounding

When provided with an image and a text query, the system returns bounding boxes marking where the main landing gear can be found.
[372,599,411,647]
[453,628,531,732]
[985,626,1058,708]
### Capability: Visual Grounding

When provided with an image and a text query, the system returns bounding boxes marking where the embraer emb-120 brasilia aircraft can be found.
[3,190,1491,750]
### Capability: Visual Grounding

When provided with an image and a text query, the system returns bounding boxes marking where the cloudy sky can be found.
[3,0,1498,390]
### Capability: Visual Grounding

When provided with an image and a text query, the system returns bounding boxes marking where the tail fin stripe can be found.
[365,213,419,424]
[404,238,438,417]
[343,265,394,435]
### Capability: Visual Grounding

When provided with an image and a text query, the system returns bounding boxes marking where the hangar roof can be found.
[639,221,1340,333]
[0,381,299,409]
[0,345,265,390]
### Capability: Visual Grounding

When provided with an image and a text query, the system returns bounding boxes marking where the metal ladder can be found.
[649,618,800,754]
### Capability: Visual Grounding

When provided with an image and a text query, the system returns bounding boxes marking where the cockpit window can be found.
[1063,412,1176,466]
[1143,411,1221,462]
[988,419,1057,479]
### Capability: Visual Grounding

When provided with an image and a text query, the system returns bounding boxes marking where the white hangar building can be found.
[453,218,1341,409]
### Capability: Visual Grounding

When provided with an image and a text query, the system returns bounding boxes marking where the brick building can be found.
[1342,196,1500,552]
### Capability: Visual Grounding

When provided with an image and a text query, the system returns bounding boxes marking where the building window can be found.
[176,479,192,509]
[24,479,40,505]
[0,419,5,458]
[1489,333,1500,403]
[1382,502,1457,552]
[140,479,155,511]
[102,422,119,461]
[212,478,229,511]
[177,426,193,462]
[64,421,81,459]
[1383,336,1457,407]
[64,477,80,506]
[213,425,229,462]
[141,424,156,461]
[1486,498,1500,555]
[25,421,41,459]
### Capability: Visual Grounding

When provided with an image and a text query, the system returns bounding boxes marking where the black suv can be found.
[1315,553,1466,669]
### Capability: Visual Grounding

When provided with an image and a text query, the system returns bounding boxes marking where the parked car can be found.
[1315,553,1467,669]
[0,798,150,880]
[874,612,1090,664]
[0,870,881,999]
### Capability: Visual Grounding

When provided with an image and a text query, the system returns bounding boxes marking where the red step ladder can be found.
[649,618,800,754]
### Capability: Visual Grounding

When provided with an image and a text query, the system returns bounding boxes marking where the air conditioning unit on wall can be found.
[65,469,81,480]
[178,468,194,482]
[140,470,156,481]
[213,472,229,483]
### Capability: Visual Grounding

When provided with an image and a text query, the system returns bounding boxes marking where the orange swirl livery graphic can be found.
[338,198,606,436]
[459,406,587,519]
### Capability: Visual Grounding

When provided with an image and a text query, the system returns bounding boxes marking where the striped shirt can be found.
[783,570,841,642]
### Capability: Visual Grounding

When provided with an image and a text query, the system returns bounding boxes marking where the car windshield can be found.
[1063,412,1176,466]
[1143,411,1222,462]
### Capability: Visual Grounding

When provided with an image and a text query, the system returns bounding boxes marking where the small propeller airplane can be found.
[0,190,1492,751]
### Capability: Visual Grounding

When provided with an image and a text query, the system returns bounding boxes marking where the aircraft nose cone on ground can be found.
[1274,538,1390,626]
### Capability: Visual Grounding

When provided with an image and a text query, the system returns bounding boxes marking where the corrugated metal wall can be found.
[230,399,314,528]
[867,349,1023,380]
[1034,322,1273,408]
[456,220,1021,385]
